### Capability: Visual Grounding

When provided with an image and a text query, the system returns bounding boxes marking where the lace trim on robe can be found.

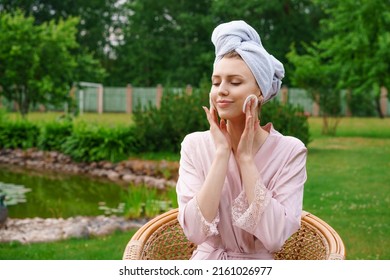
[195,197,220,236]
[231,178,271,234]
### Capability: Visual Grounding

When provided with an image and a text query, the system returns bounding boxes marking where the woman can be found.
[176,20,307,260]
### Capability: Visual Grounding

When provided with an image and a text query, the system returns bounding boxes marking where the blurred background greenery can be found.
[0,0,389,260]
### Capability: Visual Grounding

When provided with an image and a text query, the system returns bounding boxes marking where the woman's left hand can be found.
[236,98,260,163]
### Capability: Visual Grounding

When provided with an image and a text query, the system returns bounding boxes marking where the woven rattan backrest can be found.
[140,218,196,260]
[138,216,327,260]
[274,220,327,259]
[123,208,345,260]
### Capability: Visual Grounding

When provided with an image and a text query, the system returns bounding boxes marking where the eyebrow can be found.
[211,74,244,79]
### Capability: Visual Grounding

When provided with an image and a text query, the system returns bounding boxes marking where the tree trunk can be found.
[20,86,29,118]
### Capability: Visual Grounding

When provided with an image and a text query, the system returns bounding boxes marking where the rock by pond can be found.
[0,148,179,243]
[0,215,145,244]
[0,148,179,190]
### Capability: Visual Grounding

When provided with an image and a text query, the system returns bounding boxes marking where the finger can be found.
[220,119,232,142]
[244,100,256,130]
[251,98,257,118]
[254,118,260,130]
[242,115,253,139]
[245,98,251,116]
[245,99,256,127]
[202,106,213,125]
[246,115,254,133]
[251,100,259,129]
[203,106,220,129]
[202,106,210,117]
[220,118,227,132]
[210,106,218,123]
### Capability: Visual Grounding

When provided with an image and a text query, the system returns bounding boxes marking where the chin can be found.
[216,110,229,119]
[217,110,242,121]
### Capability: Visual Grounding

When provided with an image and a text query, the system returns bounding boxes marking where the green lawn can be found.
[8,112,134,127]
[304,117,390,260]
[0,230,136,260]
[0,115,389,259]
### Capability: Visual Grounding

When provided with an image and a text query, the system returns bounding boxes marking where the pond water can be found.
[0,164,127,219]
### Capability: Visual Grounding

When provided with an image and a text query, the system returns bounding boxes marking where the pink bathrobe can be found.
[176,123,307,260]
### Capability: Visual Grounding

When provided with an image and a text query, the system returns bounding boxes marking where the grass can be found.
[8,112,134,127]
[0,230,136,260]
[308,117,390,139]
[305,117,390,260]
[0,115,389,259]
[305,138,390,259]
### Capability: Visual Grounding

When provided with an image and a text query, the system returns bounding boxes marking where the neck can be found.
[227,117,245,152]
[227,117,269,155]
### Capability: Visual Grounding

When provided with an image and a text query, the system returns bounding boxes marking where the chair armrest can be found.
[123,240,143,260]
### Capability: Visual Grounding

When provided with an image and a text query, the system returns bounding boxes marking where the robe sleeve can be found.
[176,134,220,245]
[231,140,307,252]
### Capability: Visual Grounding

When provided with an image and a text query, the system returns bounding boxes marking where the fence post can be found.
[281,86,288,104]
[156,84,163,109]
[126,84,133,114]
[97,85,104,114]
[186,84,193,95]
[380,86,388,117]
[67,86,76,114]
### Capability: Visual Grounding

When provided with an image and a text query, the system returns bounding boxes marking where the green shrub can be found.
[133,84,311,153]
[0,120,39,149]
[0,107,9,123]
[349,90,376,117]
[132,86,209,153]
[37,118,73,152]
[261,99,311,146]
[61,122,137,163]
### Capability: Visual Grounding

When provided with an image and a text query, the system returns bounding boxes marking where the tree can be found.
[287,43,341,135]
[111,0,215,87]
[210,0,325,86]
[0,11,105,116]
[288,0,390,135]
[316,0,390,118]
[112,0,325,88]
[0,0,119,61]
[1,1,328,89]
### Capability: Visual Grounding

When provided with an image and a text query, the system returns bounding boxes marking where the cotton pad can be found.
[242,95,258,113]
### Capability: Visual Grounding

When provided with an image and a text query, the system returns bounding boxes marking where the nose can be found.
[217,82,229,96]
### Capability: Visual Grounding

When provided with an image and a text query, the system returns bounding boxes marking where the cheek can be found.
[209,90,218,102]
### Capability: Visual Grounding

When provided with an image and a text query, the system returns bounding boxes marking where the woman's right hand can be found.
[202,105,232,153]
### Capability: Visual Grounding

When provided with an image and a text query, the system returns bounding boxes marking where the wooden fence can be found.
[0,84,388,117]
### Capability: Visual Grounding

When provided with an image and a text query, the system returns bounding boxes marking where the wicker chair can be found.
[123,208,345,260]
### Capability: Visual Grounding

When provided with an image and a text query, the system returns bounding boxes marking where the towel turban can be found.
[211,20,285,102]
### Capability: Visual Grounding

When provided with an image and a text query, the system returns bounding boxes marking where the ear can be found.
[258,94,264,105]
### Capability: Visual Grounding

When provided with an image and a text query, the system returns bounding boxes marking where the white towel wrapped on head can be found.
[211,20,285,102]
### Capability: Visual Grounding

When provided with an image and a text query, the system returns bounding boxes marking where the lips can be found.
[216,100,234,108]
[217,100,234,104]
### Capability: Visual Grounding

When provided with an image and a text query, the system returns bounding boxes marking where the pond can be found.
[0,164,177,219]
[0,164,128,219]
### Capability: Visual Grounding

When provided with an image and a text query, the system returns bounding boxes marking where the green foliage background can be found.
[0,87,310,161]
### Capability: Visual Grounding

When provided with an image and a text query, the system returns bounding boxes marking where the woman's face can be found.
[210,57,261,121]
